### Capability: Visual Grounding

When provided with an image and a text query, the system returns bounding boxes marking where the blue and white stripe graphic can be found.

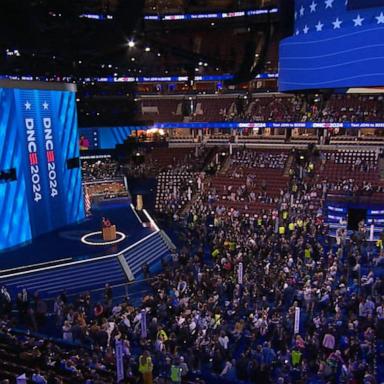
[279,0,384,91]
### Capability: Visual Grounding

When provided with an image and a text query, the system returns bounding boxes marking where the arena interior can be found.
[1,0,384,383]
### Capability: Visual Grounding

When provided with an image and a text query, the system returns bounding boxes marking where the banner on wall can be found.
[0,82,84,250]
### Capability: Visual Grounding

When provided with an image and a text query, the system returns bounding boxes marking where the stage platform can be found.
[0,198,152,273]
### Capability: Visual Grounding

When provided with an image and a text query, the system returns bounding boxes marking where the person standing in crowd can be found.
[139,350,153,384]
[170,358,183,384]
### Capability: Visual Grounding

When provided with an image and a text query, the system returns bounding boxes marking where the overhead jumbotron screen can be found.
[279,0,384,91]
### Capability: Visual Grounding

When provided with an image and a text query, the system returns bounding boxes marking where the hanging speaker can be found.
[0,168,17,181]
[67,157,80,169]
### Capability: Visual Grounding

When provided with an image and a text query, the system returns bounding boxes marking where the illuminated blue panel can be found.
[143,7,278,21]
[52,91,85,224]
[98,127,134,149]
[369,209,384,215]
[0,73,282,84]
[0,85,84,251]
[279,0,384,91]
[0,89,32,249]
[328,206,346,213]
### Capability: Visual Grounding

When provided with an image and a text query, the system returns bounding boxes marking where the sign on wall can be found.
[0,85,84,250]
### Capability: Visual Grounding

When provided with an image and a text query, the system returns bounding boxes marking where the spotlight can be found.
[128,40,135,48]
[145,47,151,52]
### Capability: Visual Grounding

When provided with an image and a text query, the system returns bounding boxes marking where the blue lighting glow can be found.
[0,87,84,251]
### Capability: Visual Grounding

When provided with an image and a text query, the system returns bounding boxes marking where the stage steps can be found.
[123,231,172,277]
[0,231,173,298]
[0,256,126,298]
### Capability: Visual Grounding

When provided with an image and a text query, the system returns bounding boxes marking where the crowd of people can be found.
[221,95,384,125]
[230,151,288,170]
[82,159,121,181]
[155,167,198,214]
[0,147,384,384]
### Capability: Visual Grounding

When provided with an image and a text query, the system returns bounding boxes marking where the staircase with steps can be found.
[0,256,126,298]
[0,231,172,298]
[123,231,171,277]
[283,154,294,177]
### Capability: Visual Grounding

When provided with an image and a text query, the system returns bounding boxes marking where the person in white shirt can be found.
[31,371,47,384]
[218,330,229,351]
[62,321,72,342]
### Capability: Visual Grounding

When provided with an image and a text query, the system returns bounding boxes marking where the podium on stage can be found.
[102,225,116,241]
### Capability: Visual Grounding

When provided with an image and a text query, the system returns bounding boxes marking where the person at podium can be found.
[102,217,116,241]
[102,217,112,228]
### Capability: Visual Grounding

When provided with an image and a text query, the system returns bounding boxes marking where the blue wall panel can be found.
[0,86,84,251]
[0,89,32,249]
[98,126,133,149]
[79,126,134,149]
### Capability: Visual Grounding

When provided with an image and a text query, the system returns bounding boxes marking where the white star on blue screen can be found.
[25,101,31,110]
[325,0,334,9]
[303,25,309,34]
[315,21,324,31]
[332,17,343,29]
[310,1,317,13]
[353,14,364,27]
[376,12,384,24]
[299,6,305,16]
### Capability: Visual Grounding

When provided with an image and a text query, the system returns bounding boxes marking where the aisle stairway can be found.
[379,157,384,180]
[283,154,294,176]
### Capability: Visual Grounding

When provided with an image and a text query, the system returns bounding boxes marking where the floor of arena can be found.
[0,197,152,271]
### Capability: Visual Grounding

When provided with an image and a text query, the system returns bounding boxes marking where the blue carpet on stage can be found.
[0,198,153,271]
